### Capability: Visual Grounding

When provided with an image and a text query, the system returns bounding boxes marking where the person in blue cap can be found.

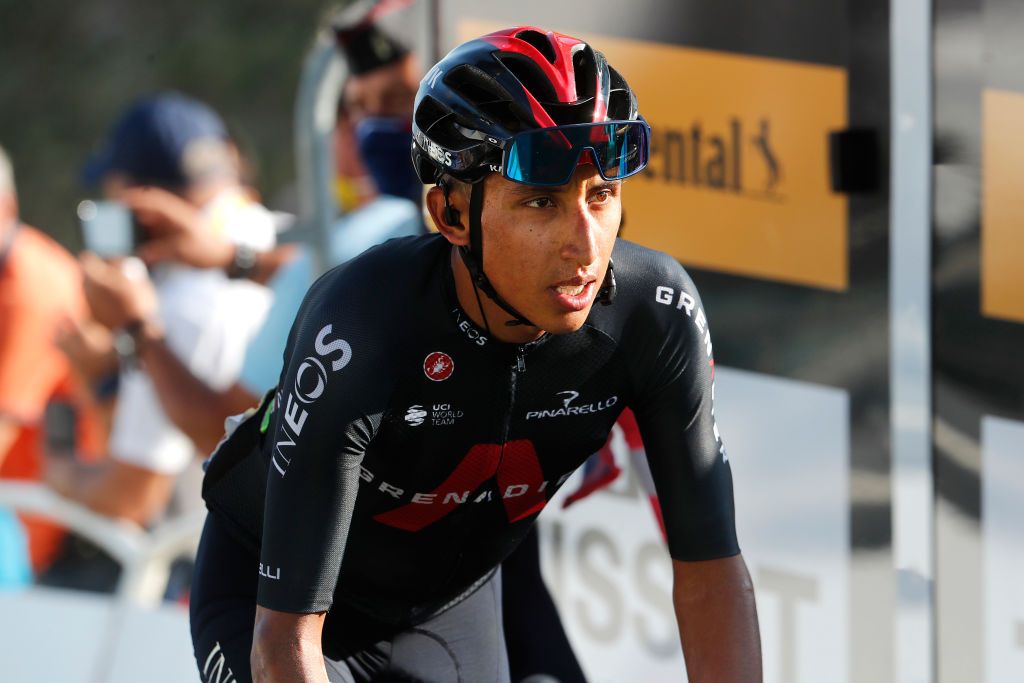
[47,92,275,535]
[82,92,238,193]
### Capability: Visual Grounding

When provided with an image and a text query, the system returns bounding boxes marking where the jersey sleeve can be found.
[626,257,739,562]
[256,272,396,614]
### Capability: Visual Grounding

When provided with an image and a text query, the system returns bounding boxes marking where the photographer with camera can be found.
[46,93,275,532]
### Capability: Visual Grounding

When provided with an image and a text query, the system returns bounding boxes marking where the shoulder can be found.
[288,233,448,355]
[10,225,78,275]
[3,226,83,314]
[610,239,695,295]
[306,232,446,307]
[598,242,716,397]
[590,239,704,331]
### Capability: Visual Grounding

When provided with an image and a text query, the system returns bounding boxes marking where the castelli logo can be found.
[423,352,455,382]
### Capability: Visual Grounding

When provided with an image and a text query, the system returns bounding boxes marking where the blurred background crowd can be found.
[0,0,434,592]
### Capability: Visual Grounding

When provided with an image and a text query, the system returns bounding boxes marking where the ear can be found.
[425,185,470,247]
[0,192,16,225]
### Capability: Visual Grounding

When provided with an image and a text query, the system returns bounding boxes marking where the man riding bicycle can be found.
[193,26,762,682]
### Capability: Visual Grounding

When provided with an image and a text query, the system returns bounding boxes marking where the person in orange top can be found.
[0,144,102,573]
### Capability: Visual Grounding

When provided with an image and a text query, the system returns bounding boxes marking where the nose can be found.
[560,196,601,267]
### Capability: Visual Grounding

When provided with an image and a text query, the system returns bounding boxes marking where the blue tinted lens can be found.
[505,143,527,183]
[504,121,649,186]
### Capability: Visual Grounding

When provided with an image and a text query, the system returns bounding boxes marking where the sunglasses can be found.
[416,117,651,186]
[502,118,651,186]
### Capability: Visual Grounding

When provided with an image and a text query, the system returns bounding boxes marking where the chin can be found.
[540,309,592,335]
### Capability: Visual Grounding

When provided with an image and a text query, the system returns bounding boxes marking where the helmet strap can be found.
[457,181,536,328]
[596,258,617,305]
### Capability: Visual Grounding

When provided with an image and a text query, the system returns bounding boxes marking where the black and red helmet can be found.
[411,26,644,185]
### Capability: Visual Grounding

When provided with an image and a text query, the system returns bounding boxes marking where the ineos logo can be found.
[294,357,328,404]
[271,323,352,477]
[315,324,352,372]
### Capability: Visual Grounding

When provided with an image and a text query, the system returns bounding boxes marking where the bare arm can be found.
[46,457,175,525]
[245,244,298,286]
[78,253,263,455]
[132,321,258,454]
[121,187,294,285]
[673,553,762,682]
[251,606,329,682]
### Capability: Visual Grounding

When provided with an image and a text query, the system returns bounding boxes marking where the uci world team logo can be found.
[405,405,427,426]
[423,351,454,382]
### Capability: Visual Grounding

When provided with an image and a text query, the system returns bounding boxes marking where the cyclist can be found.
[193,26,761,682]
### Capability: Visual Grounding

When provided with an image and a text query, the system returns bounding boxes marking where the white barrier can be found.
[0,481,204,683]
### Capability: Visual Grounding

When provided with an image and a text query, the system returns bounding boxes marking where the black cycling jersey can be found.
[202,233,737,637]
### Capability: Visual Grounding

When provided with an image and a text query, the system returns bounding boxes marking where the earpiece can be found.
[444,204,462,227]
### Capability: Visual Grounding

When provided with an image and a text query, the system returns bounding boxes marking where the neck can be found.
[449,247,544,345]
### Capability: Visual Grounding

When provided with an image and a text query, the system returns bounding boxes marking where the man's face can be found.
[343,54,420,121]
[478,164,622,335]
[100,173,132,200]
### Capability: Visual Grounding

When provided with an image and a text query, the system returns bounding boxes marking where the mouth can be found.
[548,275,598,313]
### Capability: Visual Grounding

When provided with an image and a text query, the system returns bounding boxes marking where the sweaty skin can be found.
[427,164,620,342]
[675,555,762,682]
[251,608,328,682]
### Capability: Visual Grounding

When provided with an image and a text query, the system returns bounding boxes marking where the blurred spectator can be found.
[45,93,273,529]
[79,225,296,455]
[71,19,433,459]
[0,144,104,584]
[328,16,425,264]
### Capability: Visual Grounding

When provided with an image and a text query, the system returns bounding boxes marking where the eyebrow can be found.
[592,180,623,193]
[506,179,622,197]
[506,183,555,196]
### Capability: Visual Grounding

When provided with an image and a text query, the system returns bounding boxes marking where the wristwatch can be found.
[113,320,147,368]
[227,243,258,280]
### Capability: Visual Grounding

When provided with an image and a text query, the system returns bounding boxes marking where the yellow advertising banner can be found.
[459,21,849,290]
[982,89,1024,324]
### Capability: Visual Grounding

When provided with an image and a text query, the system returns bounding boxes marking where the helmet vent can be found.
[414,96,450,134]
[444,64,508,105]
[495,53,558,104]
[514,29,557,64]
[572,46,596,99]
[607,66,637,120]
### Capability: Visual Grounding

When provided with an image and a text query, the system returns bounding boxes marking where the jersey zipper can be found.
[446,349,524,598]
[501,346,525,442]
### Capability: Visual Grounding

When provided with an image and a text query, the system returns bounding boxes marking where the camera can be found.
[76,200,143,257]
